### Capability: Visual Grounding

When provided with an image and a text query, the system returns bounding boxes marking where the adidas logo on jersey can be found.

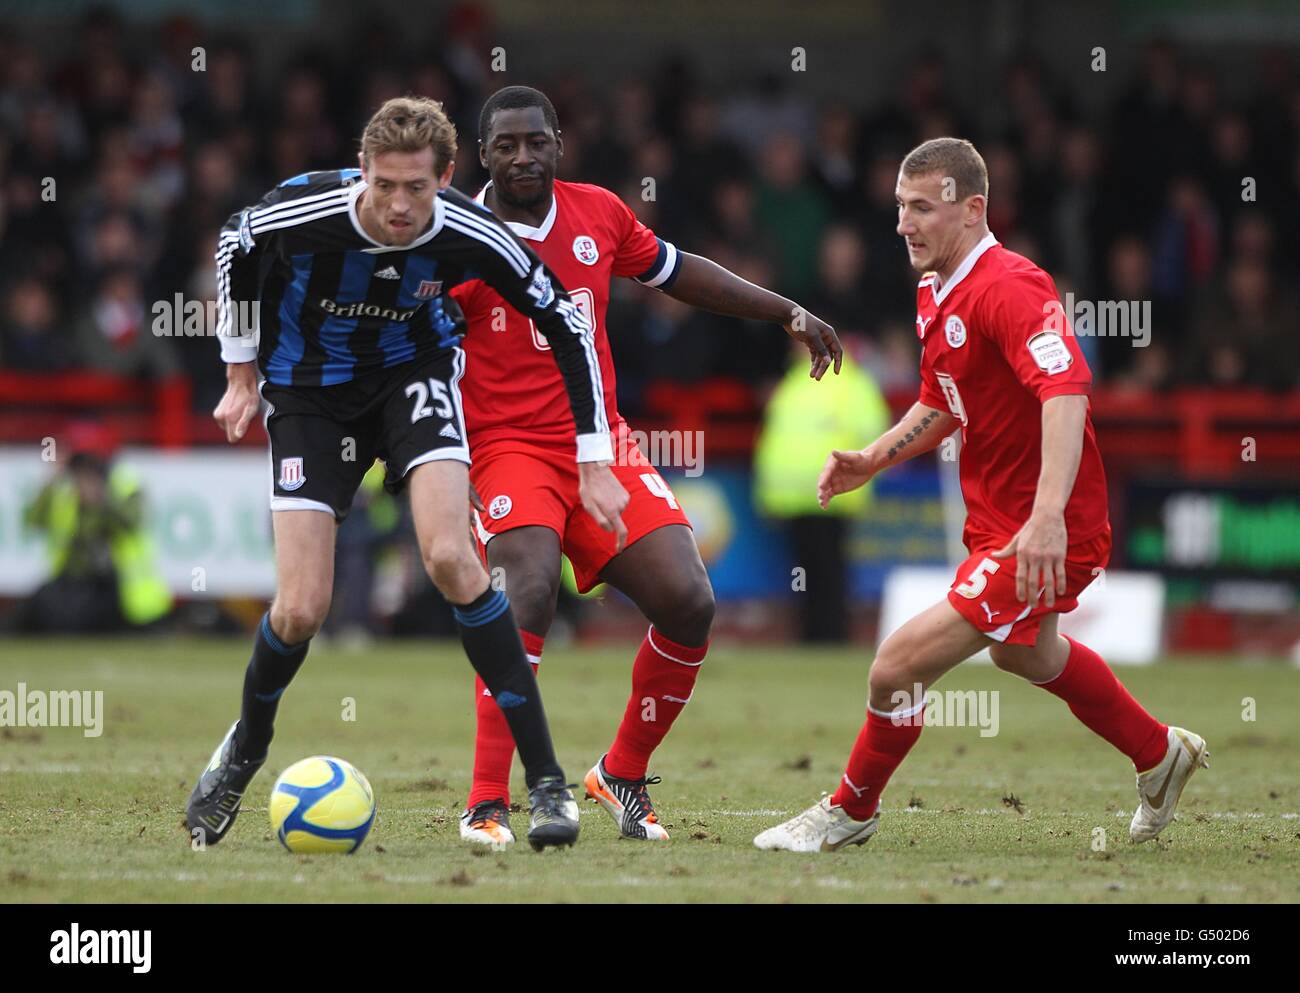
[375,265,401,280]
[439,423,461,441]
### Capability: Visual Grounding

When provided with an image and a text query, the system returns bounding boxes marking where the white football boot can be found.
[458,798,515,848]
[754,795,879,852]
[1129,726,1209,843]
[584,756,670,841]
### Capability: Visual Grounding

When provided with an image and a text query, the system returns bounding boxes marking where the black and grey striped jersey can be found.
[215,168,611,460]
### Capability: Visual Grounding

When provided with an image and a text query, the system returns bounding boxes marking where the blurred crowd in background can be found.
[3,6,1300,416]
[3,5,1300,642]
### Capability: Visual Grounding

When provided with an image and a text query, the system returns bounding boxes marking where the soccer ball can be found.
[269,756,376,854]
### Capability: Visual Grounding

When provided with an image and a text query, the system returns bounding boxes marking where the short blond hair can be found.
[360,96,458,175]
[901,137,989,201]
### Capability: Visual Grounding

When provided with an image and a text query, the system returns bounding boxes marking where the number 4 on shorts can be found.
[639,472,679,510]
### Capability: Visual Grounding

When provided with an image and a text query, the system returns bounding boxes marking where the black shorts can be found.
[261,346,469,519]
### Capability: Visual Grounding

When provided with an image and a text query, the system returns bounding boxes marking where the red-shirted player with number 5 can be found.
[755,138,1208,853]
[452,87,841,847]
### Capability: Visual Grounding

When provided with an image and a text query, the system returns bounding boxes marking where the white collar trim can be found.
[348,180,445,253]
[932,231,999,305]
[475,182,557,241]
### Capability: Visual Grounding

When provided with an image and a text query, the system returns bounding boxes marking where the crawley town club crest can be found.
[945,314,967,348]
[573,235,599,265]
[415,279,444,300]
[279,457,306,491]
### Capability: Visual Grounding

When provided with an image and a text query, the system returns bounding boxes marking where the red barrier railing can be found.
[1089,388,1300,477]
[0,371,1297,476]
[0,371,265,448]
[639,380,1300,474]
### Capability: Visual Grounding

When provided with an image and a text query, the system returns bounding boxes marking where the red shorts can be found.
[947,526,1112,646]
[469,434,692,593]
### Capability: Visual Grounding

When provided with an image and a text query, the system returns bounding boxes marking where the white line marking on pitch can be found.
[709,808,1300,820]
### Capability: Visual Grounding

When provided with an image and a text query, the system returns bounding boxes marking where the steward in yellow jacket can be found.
[19,453,171,632]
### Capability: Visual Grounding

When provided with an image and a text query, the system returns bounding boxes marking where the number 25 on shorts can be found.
[405,378,453,423]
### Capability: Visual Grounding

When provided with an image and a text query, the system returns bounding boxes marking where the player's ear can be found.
[438,158,457,190]
[357,151,367,181]
[478,139,489,170]
[555,130,564,159]
[965,193,987,228]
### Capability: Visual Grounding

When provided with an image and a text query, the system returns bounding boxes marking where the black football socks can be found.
[235,612,309,759]
[452,587,564,788]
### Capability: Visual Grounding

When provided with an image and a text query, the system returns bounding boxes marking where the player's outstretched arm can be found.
[817,402,954,509]
[992,393,1087,606]
[664,252,843,380]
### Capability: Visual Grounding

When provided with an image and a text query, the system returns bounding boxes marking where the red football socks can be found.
[831,703,925,820]
[603,627,708,781]
[826,637,1168,821]
[466,629,544,808]
[1036,636,1169,771]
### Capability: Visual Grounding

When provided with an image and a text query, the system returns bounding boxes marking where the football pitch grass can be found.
[1,637,1297,904]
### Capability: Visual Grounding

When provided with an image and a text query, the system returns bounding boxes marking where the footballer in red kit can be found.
[755,138,1208,854]
[454,179,689,593]
[452,86,842,847]
[913,230,1112,645]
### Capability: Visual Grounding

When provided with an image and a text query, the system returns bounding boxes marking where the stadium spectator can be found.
[806,223,872,335]
[861,317,923,395]
[128,69,186,213]
[1111,39,1185,233]
[1051,126,1105,297]
[0,24,1292,415]
[1152,175,1219,302]
[1,276,67,372]
[72,265,178,379]
[11,426,171,633]
[852,151,916,321]
[754,132,829,298]
[982,141,1024,246]
[275,63,343,170]
[1188,255,1300,389]
[673,94,746,232]
[11,96,84,189]
[722,72,815,156]
[1101,235,1174,391]
[0,42,56,136]
[754,335,890,642]
[187,43,261,161]
[812,104,861,211]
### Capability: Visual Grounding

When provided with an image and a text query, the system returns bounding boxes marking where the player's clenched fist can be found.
[817,448,879,509]
[213,361,261,443]
[578,461,630,552]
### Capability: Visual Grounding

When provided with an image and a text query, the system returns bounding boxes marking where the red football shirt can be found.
[452,180,680,454]
[915,232,1109,546]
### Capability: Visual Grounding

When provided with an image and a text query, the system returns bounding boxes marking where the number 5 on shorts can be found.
[954,557,999,599]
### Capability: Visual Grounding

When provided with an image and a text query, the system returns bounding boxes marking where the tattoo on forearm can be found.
[885,410,943,461]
